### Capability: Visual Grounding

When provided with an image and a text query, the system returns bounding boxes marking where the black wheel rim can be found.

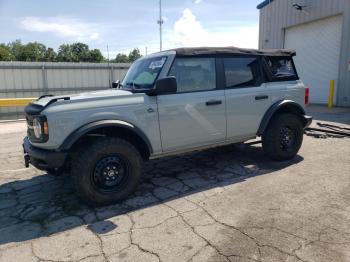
[279,126,298,151]
[92,155,129,193]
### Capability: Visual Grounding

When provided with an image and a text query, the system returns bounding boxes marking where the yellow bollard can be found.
[328,80,335,108]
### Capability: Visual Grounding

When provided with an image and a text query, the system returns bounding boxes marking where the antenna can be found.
[157,0,164,51]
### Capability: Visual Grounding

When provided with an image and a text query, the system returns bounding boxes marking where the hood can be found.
[25,89,133,115]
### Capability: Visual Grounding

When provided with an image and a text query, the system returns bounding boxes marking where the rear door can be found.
[263,56,305,107]
[157,56,226,152]
[222,56,272,140]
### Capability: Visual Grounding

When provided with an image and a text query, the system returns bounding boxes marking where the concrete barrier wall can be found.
[0,62,130,120]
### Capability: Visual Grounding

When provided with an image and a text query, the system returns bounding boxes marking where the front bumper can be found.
[303,115,313,128]
[23,137,67,170]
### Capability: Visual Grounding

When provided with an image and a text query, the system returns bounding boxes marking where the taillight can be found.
[305,87,309,106]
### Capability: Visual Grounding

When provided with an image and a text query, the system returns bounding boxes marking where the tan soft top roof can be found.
[168,46,296,57]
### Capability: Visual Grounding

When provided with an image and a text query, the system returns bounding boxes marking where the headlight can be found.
[33,118,42,138]
[29,116,49,142]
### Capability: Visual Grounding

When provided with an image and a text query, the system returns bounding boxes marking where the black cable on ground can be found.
[316,122,350,131]
[305,127,350,137]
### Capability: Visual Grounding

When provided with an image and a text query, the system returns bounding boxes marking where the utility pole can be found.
[106,44,110,62]
[157,0,164,51]
[107,44,112,88]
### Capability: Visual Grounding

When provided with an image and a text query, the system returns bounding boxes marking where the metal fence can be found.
[0,61,130,120]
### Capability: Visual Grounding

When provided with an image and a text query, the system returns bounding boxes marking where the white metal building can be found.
[257,0,350,106]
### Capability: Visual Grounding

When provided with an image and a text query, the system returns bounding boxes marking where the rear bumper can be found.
[303,115,313,128]
[23,137,67,170]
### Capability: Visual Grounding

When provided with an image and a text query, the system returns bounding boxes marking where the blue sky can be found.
[0,0,262,57]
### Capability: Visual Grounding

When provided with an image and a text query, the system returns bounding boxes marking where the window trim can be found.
[166,55,219,94]
[220,55,264,90]
[163,54,299,94]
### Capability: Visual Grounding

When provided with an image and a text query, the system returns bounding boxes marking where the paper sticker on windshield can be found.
[149,57,166,70]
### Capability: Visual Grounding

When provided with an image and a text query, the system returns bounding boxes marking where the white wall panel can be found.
[0,62,130,119]
[285,15,343,104]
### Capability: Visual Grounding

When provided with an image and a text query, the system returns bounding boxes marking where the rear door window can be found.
[223,57,261,88]
[265,57,298,81]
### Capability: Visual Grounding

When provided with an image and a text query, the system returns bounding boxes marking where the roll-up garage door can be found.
[284,15,342,104]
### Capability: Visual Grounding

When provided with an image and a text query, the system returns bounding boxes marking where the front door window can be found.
[168,57,216,93]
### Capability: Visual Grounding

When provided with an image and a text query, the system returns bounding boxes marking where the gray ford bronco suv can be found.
[23,47,312,206]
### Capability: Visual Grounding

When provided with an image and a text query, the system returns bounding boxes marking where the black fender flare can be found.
[59,120,153,153]
[257,100,306,136]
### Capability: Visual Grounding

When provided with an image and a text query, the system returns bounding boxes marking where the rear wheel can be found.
[71,137,143,206]
[262,113,303,161]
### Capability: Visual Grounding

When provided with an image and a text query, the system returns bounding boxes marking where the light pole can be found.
[157,0,164,51]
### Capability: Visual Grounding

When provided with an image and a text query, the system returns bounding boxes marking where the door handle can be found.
[255,95,269,100]
[206,100,222,106]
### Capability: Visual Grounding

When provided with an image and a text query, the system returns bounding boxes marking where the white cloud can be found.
[19,16,100,41]
[193,0,203,4]
[166,8,258,49]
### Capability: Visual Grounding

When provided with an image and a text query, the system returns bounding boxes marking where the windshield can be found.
[122,56,167,89]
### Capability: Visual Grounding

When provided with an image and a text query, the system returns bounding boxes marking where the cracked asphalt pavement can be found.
[0,106,349,262]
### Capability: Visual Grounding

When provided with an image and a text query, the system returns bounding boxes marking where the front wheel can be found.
[71,137,143,206]
[262,113,304,161]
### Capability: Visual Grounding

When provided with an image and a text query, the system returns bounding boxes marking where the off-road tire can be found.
[262,113,304,161]
[71,137,143,206]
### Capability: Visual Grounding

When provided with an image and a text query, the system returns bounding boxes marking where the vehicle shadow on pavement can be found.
[0,143,303,246]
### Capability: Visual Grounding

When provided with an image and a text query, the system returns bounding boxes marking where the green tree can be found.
[70,42,90,62]
[43,47,57,62]
[7,40,48,61]
[57,44,72,62]
[22,42,47,61]
[8,40,24,61]
[0,44,14,61]
[113,53,129,63]
[128,48,142,62]
[57,42,98,62]
[1,39,144,63]
[89,49,104,63]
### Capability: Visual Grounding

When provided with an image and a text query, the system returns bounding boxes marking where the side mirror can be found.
[111,80,120,89]
[147,76,177,96]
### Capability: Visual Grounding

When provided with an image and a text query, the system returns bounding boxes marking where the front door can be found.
[157,57,226,152]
